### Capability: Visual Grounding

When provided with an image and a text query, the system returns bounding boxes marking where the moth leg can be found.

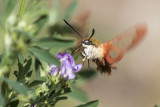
[80,50,87,66]
[88,59,90,70]
[82,60,85,66]
[82,56,86,66]
[82,56,86,62]
[80,50,86,57]
[72,44,82,55]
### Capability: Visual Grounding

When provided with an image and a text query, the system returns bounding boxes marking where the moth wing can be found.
[102,23,147,64]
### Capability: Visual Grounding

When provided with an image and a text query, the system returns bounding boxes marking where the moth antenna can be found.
[71,44,82,55]
[64,19,84,39]
[88,29,95,40]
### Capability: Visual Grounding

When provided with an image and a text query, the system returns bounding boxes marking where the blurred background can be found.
[50,0,160,107]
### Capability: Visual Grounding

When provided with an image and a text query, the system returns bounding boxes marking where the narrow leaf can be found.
[34,58,41,77]
[0,94,4,107]
[0,77,28,96]
[53,0,60,22]
[68,87,88,102]
[1,77,9,100]
[48,88,62,102]
[28,77,47,88]
[19,0,27,21]
[61,88,72,95]
[23,57,32,77]
[52,96,67,106]
[34,15,48,35]
[17,57,24,81]
[7,100,19,107]
[28,47,60,66]
[18,53,24,65]
[15,29,35,39]
[76,100,99,107]
[32,37,76,49]
[49,48,59,56]
[77,69,98,80]
[13,71,18,78]
[2,0,17,23]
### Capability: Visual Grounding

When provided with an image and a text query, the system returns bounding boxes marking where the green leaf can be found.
[28,77,47,88]
[28,47,60,66]
[0,77,28,96]
[77,69,98,80]
[15,29,35,39]
[64,0,78,20]
[7,100,19,107]
[61,88,72,95]
[50,89,61,99]
[53,0,60,22]
[19,0,27,21]
[18,53,24,65]
[49,48,59,56]
[34,14,48,35]
[1,0,17,23]
[0,54,2,62]
[23,57,32,78]
[34,58,41,78]
[68,87,88,102]
[32,37,76,49]
[76,100,99,107]
[48,84,69,102]
[154,105,160,107]
[52,96,67,106]
[56,96,68,101]
[25,1,47,23]
[48,24,72,35]
[17,58,24,81]
[17,55,32,81]
[14,71,18,78]
[1,78,9,101]
[0,94,4,107]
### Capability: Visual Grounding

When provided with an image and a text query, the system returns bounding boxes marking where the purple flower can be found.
[31,104,34,107]
[50,65,59,77]
[50,52,82,80]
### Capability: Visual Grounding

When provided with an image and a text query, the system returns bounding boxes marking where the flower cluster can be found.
[50,52,82,80]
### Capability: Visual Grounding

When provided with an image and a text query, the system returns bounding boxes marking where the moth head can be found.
[81,39,93,47]
[64,19,95,53]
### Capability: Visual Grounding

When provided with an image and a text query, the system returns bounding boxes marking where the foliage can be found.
[0,0,99,107]
[76,100,99,107]
[155,105,160,107]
